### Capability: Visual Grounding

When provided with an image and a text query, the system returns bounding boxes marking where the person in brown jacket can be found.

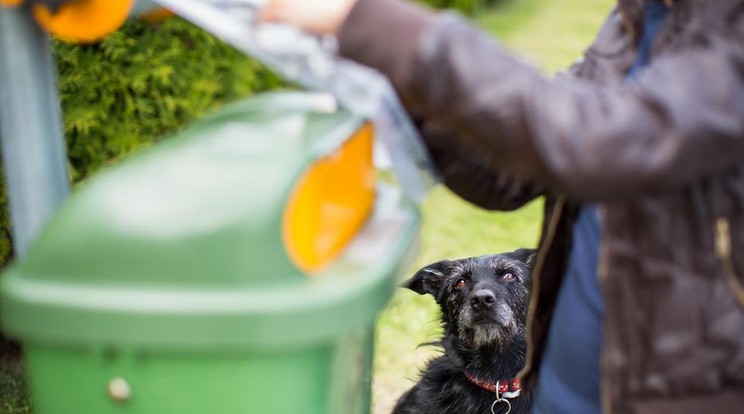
[260,0,744,413]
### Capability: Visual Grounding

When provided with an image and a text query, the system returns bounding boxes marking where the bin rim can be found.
[0,187,420,351]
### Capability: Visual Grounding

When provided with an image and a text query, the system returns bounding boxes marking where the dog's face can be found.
[405,249,535,349]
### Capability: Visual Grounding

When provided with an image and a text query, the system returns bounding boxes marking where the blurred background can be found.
[0,0,612,412]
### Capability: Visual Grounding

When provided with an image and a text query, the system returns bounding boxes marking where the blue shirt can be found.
[532,3,670,413]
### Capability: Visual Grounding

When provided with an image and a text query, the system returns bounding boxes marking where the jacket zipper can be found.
[714,217,744,308]
[519,196,566,379]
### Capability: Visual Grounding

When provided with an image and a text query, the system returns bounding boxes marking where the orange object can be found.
[0,0,23,8]
[32,0,133,43]
[140,7,174,23]
[283,123,376,274]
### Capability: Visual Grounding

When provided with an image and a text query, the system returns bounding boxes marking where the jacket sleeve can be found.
[416,118,544,210]
[338,0,744,201]
[337,0,543,209]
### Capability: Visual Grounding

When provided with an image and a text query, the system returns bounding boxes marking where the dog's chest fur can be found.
[393,337,533,414]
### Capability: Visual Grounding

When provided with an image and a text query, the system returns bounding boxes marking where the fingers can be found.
[257,0,284,24]
[257,0,357,36]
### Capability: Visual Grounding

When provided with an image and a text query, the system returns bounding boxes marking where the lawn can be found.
[371,0,613,413]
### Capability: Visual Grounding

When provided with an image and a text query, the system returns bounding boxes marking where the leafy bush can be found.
[420,0,505,15]
[0,18,280,265]
[421,0,482,15]
[57,18,282,180]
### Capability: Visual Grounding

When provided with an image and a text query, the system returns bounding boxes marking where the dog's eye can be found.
[454,279,466,289]
[502,272,516,281]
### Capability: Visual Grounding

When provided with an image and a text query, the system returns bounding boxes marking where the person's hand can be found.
[258,0,358,36]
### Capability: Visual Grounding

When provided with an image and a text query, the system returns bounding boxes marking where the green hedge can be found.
[0,18,281,266]
[420,0,505,15]
[421,0,482,15]
[58,18,282,180]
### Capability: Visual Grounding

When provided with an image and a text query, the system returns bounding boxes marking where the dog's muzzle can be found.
[469,289,514,327]
[459,290,516,348]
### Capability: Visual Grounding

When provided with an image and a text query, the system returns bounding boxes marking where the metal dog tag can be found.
[491,398,511,414]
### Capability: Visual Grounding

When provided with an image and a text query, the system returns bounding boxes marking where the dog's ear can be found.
[512,248,537,269]
[404,260,453,297]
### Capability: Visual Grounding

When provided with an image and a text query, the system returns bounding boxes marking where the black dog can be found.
[393,249,536,414]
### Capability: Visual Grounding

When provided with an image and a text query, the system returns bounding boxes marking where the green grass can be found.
[372,1,613,413]
[477,0,614,73]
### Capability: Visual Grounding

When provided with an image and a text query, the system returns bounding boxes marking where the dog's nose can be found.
[470,289,496,309]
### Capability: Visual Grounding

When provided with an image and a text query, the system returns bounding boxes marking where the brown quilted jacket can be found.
[338,0,744,412]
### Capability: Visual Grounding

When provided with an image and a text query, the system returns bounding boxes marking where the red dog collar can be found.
[465,372,521,397]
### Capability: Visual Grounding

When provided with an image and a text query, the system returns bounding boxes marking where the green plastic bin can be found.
[0,91,421,414]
